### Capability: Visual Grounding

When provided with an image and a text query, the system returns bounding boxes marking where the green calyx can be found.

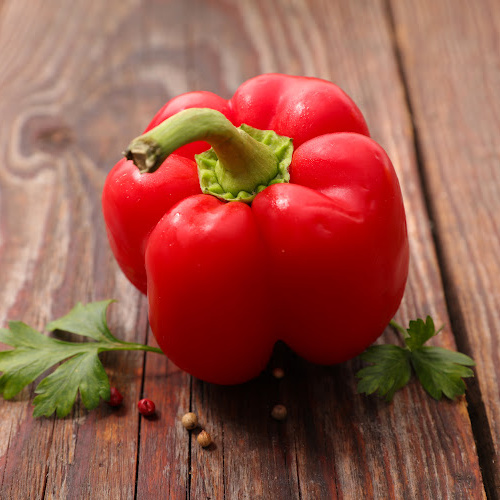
[124,108,293,204]
[196,124,292,202]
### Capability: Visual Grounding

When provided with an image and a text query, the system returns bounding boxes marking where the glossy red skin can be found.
[102,74,409,384]
[103,74,370,293]
[146,196,276,384]
[231,73,370,146]
[255,134,409,364]
[102,155,201,292]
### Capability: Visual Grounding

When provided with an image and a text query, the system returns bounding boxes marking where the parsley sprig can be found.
[0,300,163,418]
[356,316,475,402]
[0,302,476,418]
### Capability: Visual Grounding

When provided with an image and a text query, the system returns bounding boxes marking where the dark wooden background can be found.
[0,0,499,498]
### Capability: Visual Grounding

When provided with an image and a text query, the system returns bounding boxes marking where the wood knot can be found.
[37,126,73,152]
[24,115,74,154]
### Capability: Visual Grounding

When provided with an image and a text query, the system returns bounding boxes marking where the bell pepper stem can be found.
[124,108,293,203]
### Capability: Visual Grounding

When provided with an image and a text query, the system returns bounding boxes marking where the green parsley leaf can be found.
[47,300,118,342]
[0,322,84,399]
[33,350,110,418]
[356,316,475,402]
[357,345,411,402]
[411,346,475,400]
[404,316,442,351]
[0,300,163,418]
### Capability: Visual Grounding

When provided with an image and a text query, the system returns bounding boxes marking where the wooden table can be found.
[0,0,499,498]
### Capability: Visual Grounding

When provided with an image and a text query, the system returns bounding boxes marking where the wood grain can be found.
[136,0,484,497]
[0,1,151,498]
[0,0,493,498]
[390,0,500,496]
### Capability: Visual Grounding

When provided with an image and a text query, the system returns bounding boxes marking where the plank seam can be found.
[222,420,226,500]
[134,304,150,500]
[41,416,57,499]
[0,421,14,491]
[384,0,496,498]
[294,437,302,500]
[133,352,147,499]
[186,375,193,500]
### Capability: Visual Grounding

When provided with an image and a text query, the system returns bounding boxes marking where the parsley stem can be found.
[100,342,165,354]
[389,319,407,337]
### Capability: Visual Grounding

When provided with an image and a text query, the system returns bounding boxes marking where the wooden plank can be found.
[390,0,500,496]
[0,1,154,498]
[135,341,191,499]
[151,0,484,497]
[126,2,195,498]
[0,0,489,499]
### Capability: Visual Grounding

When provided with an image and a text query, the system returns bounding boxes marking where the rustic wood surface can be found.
[0,0,497,498]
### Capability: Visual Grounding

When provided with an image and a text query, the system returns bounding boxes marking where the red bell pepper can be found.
[102,74,409,384]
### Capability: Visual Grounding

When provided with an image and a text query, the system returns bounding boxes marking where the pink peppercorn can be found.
[138,398,156,416]
[108,387,123,407]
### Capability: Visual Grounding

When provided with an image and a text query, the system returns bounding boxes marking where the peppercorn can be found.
[181,412,198,430]
[138,398,156,416]
[271,404,287,421]
[107,387,123,407]
[197,430,212,448]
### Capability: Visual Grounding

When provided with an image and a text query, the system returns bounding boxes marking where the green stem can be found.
[88,342,165,355]
[389,319,407,337]
[50,339,165,355]
[126,108,267,174]
[124,108,293,203]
